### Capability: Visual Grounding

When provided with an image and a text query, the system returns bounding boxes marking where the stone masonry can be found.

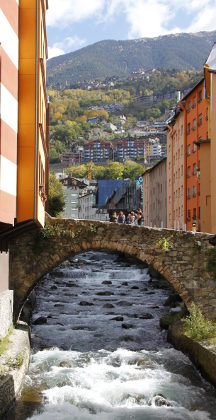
[9,214,216,320]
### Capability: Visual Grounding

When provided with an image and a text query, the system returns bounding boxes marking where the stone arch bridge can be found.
[9,215,216,319]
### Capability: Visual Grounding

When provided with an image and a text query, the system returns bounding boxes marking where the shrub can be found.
[184,303,216,341]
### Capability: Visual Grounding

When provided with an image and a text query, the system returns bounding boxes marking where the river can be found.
[10,251,216,419]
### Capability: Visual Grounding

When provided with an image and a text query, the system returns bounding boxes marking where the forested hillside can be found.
[47,31,215,86]
[48,69,202,162]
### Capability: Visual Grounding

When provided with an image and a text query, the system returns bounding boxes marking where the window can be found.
[198,113,202,126]
[198,90,202,103]
[193,185,196,197]
[187,209,191,221]
[187,101,191,112]
[181,125,183,136]
[193,118,196,130]
[198,207,200,219]
[193,142,197,153]
[187,144,191,156]
[188,166,191,177]
[206,108,208,121]
[193,208,197,220]
[187,123,191,134]
[181,165,183,176]
[192,96,196,108]
[193,163,196,175]
[187,188,191,199]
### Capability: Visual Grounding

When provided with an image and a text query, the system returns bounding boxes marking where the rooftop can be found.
[206,43,216,71]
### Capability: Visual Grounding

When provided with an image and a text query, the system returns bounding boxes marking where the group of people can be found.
[109,209,143,226]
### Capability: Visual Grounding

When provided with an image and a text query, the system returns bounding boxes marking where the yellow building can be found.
[203,44,216,233]
[18,0,49,227]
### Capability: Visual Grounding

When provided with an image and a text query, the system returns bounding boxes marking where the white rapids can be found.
[12,251,216,419]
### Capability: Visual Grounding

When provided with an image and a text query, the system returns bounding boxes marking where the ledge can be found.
[0,322,30,417]
[168,321,216,387]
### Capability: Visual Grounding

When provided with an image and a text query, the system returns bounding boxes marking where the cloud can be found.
[48,45,65,59]
[103,0,216,37]
[48,36,86,59]
[47,0,216,38]
[47,0,105,27]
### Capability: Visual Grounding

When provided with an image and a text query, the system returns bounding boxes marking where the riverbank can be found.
[0,322,30,417]
[168,321,216,388]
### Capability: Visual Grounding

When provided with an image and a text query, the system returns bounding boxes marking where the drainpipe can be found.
[34,0,39,221]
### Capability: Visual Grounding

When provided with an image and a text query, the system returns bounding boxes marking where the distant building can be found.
[61,177,87,219]
[83,141,113,163]
[97,180,128,208]
[105,181,137,212]
[143,158,167,228]
[79,191,109,221]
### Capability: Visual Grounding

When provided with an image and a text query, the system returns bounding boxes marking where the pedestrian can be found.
[109,211,118,223]
[137,209,144,226]
[126,212,132,224]
[130,211,136,225]
[117,211,125,224]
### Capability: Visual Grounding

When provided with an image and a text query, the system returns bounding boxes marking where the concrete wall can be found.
[0,252,13,339]
[0,252,9,293]
[0,290,13,339]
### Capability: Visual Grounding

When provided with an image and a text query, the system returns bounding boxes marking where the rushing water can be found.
[11,251,216,419]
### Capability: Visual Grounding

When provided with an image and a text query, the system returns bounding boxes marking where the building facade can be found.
[203,44,216,233]
[166,108,185,229]
[18,0,49,227]
[0,0,49,337]
[143,158,167,228]
[181,79,208,231]
[0,0,19,337]
[84,141,113,163]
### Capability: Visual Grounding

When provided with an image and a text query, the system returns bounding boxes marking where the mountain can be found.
[47,31,216,87]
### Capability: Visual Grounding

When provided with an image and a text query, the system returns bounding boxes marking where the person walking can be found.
[109,211,118,223]
[117,211,125,224]
[137,209,143,226]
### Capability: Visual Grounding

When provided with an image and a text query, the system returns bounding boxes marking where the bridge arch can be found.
[9,216,216,319]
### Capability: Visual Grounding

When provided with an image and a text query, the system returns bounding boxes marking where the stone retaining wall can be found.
[168,322,216,387]
[0,323,30,417]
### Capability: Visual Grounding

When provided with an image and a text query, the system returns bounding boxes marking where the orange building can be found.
[0,0,49,337]
[180,79,208,231]
[202,44,216,233]
[18,0,49,226]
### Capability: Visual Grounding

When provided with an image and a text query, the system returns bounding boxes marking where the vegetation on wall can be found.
[184,303,216,341]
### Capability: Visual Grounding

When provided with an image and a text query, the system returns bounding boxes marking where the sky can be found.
[47,0,216,59]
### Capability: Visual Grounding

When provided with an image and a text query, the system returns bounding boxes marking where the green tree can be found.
[48,173,65,217]
[67,164,88,178]
[104,161,124,179]
[123,160,145,180]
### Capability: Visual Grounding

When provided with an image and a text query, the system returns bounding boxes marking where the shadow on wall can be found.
[0,374,15,419]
